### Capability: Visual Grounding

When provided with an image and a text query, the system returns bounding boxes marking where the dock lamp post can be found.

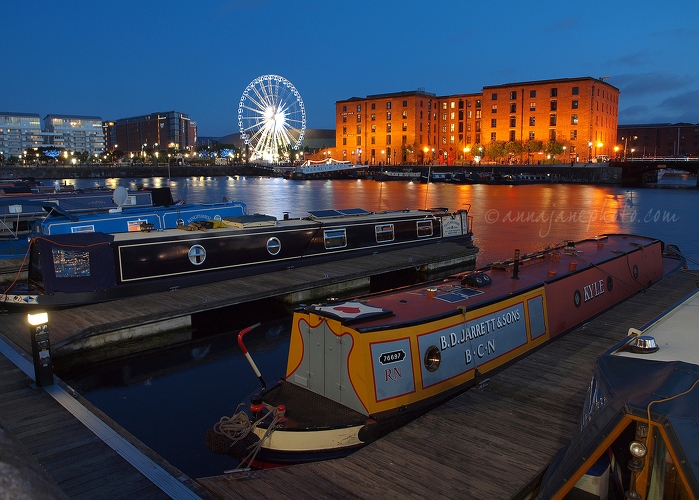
[587,142,593,163]
[28,312,53,387]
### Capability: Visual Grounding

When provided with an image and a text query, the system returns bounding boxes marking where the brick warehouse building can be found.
[334,76,619,166]
[616,123,699,159]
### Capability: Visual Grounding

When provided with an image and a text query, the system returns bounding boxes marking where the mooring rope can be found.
[213,402,286,472]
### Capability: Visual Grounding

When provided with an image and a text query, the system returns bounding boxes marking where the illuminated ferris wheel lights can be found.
[238,74,306,163]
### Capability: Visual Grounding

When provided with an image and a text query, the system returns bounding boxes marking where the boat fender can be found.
[461,272,491,288]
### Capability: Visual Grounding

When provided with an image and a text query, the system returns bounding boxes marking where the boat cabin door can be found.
[295,319,366,415]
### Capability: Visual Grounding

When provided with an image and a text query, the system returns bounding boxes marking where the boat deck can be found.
[197,268,699,499]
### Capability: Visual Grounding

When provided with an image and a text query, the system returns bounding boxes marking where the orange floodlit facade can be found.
[334,77,619,166]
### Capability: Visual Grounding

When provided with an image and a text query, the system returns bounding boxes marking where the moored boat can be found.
[1,206,473,309]
[0,186,167,259]
[28,198,246,236]
[537,286,699,500]
[0,185,157,223]
[205,234,684,469]
[373,170,422,181]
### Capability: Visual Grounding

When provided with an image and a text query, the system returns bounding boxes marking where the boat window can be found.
[70,225,95,234]
[267,237,282,256]
[646,427,689,500]
[416,220,434,238]
[324,229,347,249]
[188,245,206,265]
[51,248,91,277]
[375,224,394,242]
[127,220,146,232]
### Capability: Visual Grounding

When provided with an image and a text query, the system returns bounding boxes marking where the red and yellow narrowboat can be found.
[206,234,685,469]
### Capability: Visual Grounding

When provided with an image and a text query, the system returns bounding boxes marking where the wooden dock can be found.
[1,252,697,499]
[0,242,477,364]
[0,336,212,499]
[196,269,699,499]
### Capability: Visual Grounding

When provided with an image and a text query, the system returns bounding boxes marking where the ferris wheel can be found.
[238,74,306,163]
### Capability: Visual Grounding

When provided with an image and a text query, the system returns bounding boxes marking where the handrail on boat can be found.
[237,322,265,392]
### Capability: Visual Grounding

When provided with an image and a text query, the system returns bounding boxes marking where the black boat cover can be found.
[34,232,117,294]
[538,354,699,498]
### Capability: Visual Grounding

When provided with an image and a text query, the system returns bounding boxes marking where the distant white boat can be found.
[657,167,690,180]
[285,159,365,179]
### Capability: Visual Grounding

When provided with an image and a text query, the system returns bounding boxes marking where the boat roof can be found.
[307,234,662,331]
[0,199,78,221]
[614,288,699,365]
[539,288,699,497]
[106,208,449,242]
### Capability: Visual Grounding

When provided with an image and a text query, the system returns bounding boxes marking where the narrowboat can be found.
[373,170,422,181]
[0,185,158,222]
[1,207,473,309]
[27,198,246,236]
[537,287,699,500]
[205,234,684,469]
[0,186,166,259]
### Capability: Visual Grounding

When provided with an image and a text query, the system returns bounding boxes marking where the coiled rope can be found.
[212,402,286,471]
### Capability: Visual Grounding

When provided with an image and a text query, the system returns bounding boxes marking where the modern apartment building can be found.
[105,111,196,156]
[44,114,106,156]
[335,76,620,165]
[0,112,43,158]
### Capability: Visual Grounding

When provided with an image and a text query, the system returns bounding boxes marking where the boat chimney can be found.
[633,335,659,354]
[512,249,520,279]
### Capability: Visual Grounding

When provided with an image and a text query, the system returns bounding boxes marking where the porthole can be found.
[573,290,582,308]
[267,237,282,256]
[188,244,206,265]
[633,265,639,279]
[424,345,441,372]
[607,276,614,292]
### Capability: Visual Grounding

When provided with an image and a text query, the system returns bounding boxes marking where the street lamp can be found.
[622,136,637,161]
[587,141,593,162]
[423,147,428,165]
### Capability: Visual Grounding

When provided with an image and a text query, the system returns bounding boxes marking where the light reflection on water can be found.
[57,176,698,478]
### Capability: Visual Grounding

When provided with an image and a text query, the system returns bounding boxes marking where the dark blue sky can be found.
[3,0,698,137]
